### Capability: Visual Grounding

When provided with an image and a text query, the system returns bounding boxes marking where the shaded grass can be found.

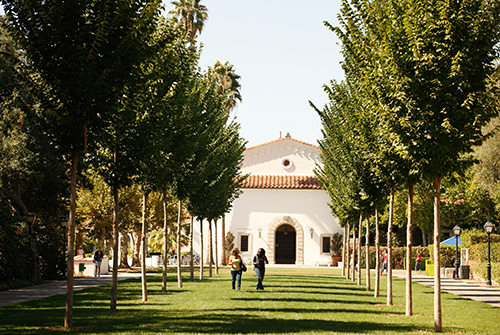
[0,267,499,334]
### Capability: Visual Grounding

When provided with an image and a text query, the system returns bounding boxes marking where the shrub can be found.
[428,244,456,267]
[355,246,429,269]
[330,233,343,257]
[461,229,500,248]
[468,241,500,283]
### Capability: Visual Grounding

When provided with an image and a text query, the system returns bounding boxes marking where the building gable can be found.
[242,137,321,176]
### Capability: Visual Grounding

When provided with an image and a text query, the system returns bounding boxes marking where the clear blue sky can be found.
[165,0,345,147]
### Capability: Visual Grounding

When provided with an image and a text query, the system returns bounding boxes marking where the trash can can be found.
[460,265,469,279]
[79,263,86,273]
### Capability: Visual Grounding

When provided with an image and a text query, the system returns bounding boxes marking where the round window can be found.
[281,158,293,169]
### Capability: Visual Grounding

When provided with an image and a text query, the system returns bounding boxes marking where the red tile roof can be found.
[241,175,322,189]
[245,137,319,151]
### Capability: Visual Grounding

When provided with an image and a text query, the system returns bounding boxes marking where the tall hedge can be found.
[469,242,500,284]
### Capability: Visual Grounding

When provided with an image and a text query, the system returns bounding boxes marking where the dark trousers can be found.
[254,267,265,289]
[231,270,242,290]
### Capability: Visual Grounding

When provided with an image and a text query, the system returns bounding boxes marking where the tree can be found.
[0,17,68,284]
[169,0,208,44]
[371,1,499,330]
[209,61,243,111]
[2,0,163,326]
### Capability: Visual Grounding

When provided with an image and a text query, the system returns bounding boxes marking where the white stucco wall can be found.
[189,138,342,267]
[243,139,321,176]
[191,188,342,266]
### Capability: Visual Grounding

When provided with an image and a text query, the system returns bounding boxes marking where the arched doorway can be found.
[275,224,296,264]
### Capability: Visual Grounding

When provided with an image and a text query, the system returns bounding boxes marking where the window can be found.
[321,235,332,254]
[240,234,249,252]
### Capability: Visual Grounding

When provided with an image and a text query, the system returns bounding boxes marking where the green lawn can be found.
[0,267,499,334]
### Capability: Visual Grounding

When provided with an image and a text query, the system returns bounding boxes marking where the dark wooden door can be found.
[275,224,296,264]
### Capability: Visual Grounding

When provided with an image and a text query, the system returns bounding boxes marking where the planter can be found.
[331,256,342,267]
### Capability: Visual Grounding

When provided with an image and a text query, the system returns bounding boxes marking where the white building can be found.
[193,137,342,266]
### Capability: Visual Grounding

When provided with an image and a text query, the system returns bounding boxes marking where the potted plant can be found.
[330,233,343,266]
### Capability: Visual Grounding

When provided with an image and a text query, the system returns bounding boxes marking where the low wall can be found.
[74,256,109,277]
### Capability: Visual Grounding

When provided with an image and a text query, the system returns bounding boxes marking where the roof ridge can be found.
[245,137,319,151]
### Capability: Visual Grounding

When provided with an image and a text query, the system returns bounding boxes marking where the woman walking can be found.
[253,248,269,290]
[228,248,243,290]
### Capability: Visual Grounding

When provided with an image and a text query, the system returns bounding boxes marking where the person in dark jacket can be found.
[252,248,269,290]
[93,247,104,277]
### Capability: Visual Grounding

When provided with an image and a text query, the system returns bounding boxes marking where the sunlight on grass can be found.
[0,267,499,334]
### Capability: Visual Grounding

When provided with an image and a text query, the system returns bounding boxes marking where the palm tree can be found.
[169,0,208,44]
[210,60,242,110]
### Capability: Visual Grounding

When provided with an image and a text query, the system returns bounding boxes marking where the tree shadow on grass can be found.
[82,312,419,334]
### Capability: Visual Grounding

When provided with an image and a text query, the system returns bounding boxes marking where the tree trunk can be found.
[221,216,227,266]
[374,204,380,298]
[346,224,351,280]
[365,213,370,291]
[177,200,182,288]
[406,182,414,316]
[208,220,213,277]
[357,213,362,286]
[387,183,395,306]
[214,219,219,274]
[119,232,130,268]
[433,176,444,332]
[132,232,141,267]
[141,191,148,302]
[162,193,168,293]
[110,183,119,312]
[64,150,78,328]
[342,225,347,277]
[351,221,356,282]
[422,229,428,247]
[199,219,203,280]
[189,215,194,282]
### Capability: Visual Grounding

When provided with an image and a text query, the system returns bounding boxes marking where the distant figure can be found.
[228,248,243,290]
[380,250,388,275]
[253,248,269,290]
[94,247,104,277]
[415,250,422,275]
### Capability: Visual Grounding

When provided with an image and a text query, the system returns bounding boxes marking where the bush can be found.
[461,229,500,248]
[428,244,456,267]
[355,246,429,269]
[468,241,500,283]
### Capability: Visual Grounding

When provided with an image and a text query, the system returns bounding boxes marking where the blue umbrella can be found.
[440,236,462,245]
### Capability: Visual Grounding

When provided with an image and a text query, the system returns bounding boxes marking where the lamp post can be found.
[258,227,262,238]
[310,227,314,239]
[484,221,495,286]
[452,225,461,279]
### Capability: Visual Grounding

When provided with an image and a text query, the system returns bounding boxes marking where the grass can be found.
[0,267,499,334]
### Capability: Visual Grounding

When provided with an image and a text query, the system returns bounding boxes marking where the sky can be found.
[164,0,345,147]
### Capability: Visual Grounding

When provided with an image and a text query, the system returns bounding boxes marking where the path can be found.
[0,272,140,307]
[392,269,500,308]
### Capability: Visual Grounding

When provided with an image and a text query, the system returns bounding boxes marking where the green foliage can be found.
[428,244,457,267]
[469,242,500,284]
[461,229,500,248]
[169,0,208,43]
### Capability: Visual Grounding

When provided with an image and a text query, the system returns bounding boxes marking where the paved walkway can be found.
[0,272,140,307]
[392,269,500,308]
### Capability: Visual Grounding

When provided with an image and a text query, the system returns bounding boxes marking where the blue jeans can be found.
[231,270,242,290]
[254,267,265,289]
